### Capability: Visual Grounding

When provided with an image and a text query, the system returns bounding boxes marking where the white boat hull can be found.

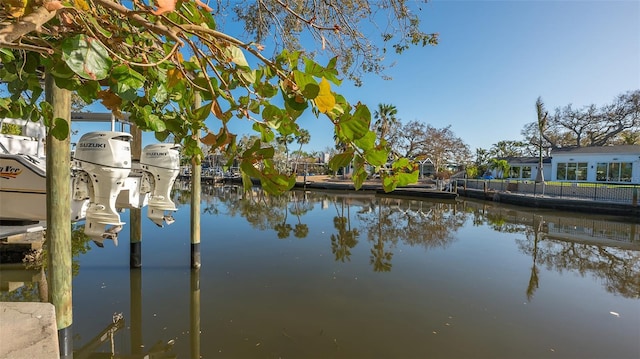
[0,153,89,222]
[0,191,47,222]
[1,153,48,221]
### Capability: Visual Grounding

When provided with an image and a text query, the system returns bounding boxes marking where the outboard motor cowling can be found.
[73,131,133,245]
[140,143,181,226]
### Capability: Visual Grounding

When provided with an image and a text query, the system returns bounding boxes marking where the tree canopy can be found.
[468,90,639,174]
[521,90,640,149]
[370,115,471,175]
[0,0,438,193]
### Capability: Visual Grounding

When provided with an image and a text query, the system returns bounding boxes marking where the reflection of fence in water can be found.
[459,179,638,204]
[379,197,458,219]
[546,217,639,245]
[462,201,639,247]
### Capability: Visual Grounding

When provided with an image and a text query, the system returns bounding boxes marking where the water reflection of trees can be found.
[518,233,640,299]
[171,183,640,296]
[179,184,314,239]
[331,198,359,262]
[177,185,468,271]
[463,201,640,299]
[290,191,311,239]
[355,197,466,271]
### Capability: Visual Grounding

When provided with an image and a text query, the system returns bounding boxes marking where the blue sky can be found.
[290,0,640,152]
[74,0,639,153]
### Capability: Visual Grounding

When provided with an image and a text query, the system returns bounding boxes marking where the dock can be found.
[376,187,459,200]
[0,302,60,359]
[0,221,46,263]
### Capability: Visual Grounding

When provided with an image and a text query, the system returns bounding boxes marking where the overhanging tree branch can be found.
[0,7,57,44]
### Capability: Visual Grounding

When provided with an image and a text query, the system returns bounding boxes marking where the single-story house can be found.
[493,145,640,184]
[490,156,552,181]
[550,145,640,184]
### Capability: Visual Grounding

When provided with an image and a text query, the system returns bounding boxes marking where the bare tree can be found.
[393,120,427,158]
[521,122,555,155]
[588,90,640,146]
[522,90,640,148]
[421,125,470,173]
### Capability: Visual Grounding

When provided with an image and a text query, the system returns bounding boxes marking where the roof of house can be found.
[551,145,640,155]
[499,156,552,164]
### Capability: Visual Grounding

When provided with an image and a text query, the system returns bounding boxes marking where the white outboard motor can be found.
[139,143,181,226]
[73,131,132,246]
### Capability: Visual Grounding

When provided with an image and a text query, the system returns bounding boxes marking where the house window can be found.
[557,163,566,180]
[509,166,520,178]
[556,162,587,181]
[596,162,633,182]
[596,163,607,181]
[507,166,532,179]
[621,163,633,182]
[576,162,587,181]
[610,162,620,182]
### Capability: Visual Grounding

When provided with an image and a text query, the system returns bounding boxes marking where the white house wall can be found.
[551,152,640,184]
[539,164,552,181]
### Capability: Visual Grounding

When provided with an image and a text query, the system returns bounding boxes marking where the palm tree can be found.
[526,216,543,301]
[275,134,294,163]
[293,128,311,175]
[332,131,349,178]
[535,97,548,183]
[489,158,510,179]
[373,103,399,142]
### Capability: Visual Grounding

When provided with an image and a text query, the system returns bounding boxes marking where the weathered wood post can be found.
[130,125,143,268]
[190,268,201,358]
[45,74,73,358]
[191,93,202,268]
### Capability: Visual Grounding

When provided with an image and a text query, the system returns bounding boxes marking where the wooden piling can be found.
[130,125,143,268]
[45,74,73,358]
[190,268,201,358]
[190,94,202,269]
[190,158,202,268]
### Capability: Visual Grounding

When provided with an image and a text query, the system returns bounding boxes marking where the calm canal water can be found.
[3,184,640,358]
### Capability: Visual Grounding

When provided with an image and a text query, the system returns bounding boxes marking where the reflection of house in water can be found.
[463,201,640,250]
[463,200,639,298]
[546,218,639,249]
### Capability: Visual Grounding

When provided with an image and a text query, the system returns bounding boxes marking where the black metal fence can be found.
[455,179,639,205]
